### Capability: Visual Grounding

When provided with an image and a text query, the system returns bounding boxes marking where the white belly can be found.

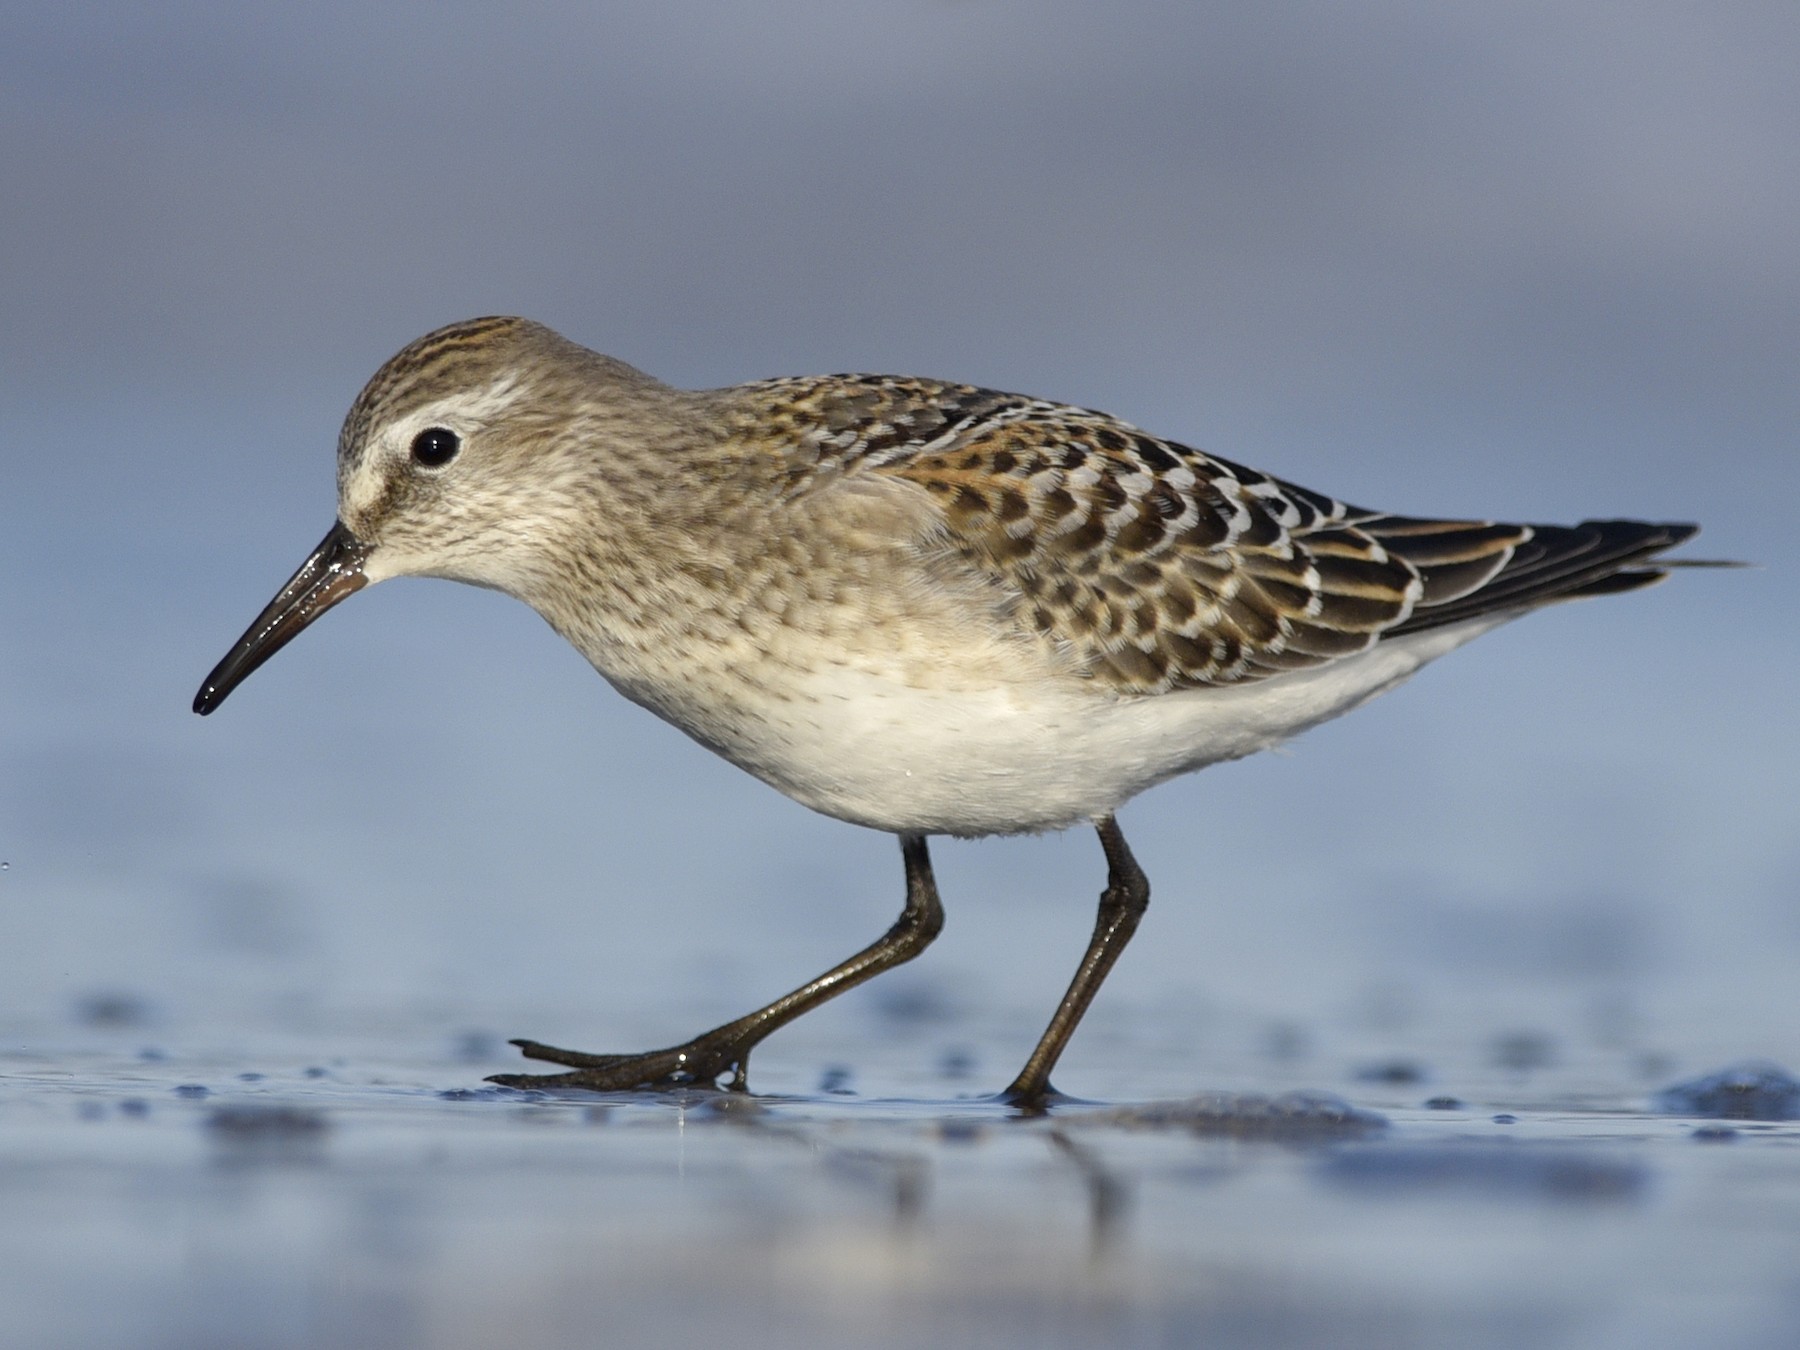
[638,616,1511,837]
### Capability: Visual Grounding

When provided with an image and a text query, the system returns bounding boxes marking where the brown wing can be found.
[839,391,1695,694]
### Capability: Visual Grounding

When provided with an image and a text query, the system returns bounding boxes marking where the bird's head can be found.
[193,316,663,714]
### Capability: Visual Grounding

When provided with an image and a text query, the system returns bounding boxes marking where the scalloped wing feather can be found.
[747,376,1694,695]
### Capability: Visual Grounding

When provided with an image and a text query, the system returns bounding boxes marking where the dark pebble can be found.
[237,1072,265,1082]
[1492,1114,1518,1125]
[303,1067,328,1079]
[1354,1061,1426,1085]
[118,1099,150,1118]
[174,1084,210,1099]
[1692,1125,1739,1143]
[1424,1096,1462,1111]
[818,1065,854,1094]
[1655,1061,1800,1122]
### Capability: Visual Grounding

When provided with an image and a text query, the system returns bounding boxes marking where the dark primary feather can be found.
[1375,517,1698,635]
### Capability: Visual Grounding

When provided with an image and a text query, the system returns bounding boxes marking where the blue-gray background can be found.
[3,3,1795,1078]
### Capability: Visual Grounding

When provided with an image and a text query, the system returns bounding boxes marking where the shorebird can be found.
[195,316,1700,1106]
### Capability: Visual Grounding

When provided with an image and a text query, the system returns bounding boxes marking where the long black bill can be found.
[193,521,370,715]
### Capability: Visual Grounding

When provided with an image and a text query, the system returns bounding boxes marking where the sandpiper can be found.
[195,316,1700,1106]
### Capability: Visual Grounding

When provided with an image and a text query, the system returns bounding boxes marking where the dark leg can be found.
[1002,814,1149,1110]
[489,834,944,1093]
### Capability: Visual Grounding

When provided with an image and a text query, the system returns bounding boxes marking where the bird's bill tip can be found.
[193,521,370,715]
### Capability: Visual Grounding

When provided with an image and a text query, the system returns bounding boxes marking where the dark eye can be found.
[410,427,461,467]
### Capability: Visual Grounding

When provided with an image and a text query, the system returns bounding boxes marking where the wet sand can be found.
[6,1003,1797,1350]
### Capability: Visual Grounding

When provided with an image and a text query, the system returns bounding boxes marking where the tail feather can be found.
[1377,518,1700,637]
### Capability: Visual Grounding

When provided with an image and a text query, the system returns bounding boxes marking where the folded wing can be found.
[862,395,1694,694]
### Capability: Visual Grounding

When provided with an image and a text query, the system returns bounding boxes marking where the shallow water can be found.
[7,1001,1800,1350]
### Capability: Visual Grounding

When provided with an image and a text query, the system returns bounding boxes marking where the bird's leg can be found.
[1001,814,1149,1112]
[489,834,944,1094]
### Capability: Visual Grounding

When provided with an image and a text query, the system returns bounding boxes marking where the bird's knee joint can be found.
[1102,874,1149,917]
[889,904,944,944]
